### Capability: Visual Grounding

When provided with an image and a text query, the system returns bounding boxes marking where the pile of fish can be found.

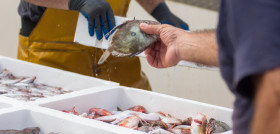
[0,127,59,134]
[62,105,231,134]
[0,127,40,134]
[0,69,71,101]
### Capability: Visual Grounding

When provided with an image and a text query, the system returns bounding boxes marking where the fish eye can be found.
[131,32,136,36]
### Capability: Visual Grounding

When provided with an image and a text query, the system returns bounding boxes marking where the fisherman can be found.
[140,0,280,133]
[18,0,188,91]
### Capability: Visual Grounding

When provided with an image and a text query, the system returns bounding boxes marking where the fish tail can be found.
[98,50,112,65]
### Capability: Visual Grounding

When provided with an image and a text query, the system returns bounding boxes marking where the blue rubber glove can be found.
[151,2,189,30]
[69,0,115,40]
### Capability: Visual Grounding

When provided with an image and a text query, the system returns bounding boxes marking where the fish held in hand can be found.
[98,20,159,65]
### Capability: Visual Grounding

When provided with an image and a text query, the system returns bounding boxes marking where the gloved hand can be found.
[151,2,189,30]
[69,0,115,40]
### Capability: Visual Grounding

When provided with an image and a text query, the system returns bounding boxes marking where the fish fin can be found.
[105,20,135,39]
[104,21,127,39]
[98,50,112,65]
[112,51,130,57]
[104,27,117,39]
[129,43,153,57]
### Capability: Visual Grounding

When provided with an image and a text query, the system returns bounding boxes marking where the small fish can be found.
[161,116,182,125]
[89,108,112,116]
[157,112,172,118]
[95,110,134,123]
[0,69,15,79]
[62,106,80,115]
[127,105,146,113]
[182,117,192,126]
[20,76,36,84]
[206,118,231,134]
[0,127,40,134]
[133,112,160,121]
[148,128,173,134]
[98,20,159,64]
[191,113,207,134]
[172,125,191,134]
[118,115,140,128]
[148,121,169,130]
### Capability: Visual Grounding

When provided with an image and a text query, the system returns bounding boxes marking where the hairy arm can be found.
[179,30,218,66]
[251,68,280,134]
[24,0,69,10]
[136,0,164,13]
[141,23,218,68]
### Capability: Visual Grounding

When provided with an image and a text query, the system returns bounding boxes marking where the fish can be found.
[61,105,231,134]
[0,127,40,134]
[127,105,146,113]
[155,112,182,125]
[0,69,15,79]
[89,107,112,116]
[118,115,140,128]
[171,125,191,134]
[206,118,231,134]
[191,113,207,134]
[148,128,173,134]
[62,106,80,115]
[98,20,159,65]
[161,117,182,125]
[95,110,135,123]
[182,117,192,126]
[0,69,69,101]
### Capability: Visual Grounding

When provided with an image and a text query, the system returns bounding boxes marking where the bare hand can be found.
[140,23,219,68]
[140,23,187,68]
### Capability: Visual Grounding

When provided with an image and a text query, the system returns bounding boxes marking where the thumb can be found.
[140,23,162,35]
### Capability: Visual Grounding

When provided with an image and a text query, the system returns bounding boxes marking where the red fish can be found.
[62,106,79,115]
[127,105,146,113]
[89,107,112,116]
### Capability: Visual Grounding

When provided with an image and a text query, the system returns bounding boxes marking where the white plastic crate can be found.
[0,56,118,102]
[39,86,233,134]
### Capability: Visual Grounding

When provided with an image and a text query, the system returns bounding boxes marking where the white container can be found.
[0,101,12,109]
[39,86,233,134]
[0,56,118,102]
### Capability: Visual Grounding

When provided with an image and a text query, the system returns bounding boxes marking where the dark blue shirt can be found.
[217,0,280,134]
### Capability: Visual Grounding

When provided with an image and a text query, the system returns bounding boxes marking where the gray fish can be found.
[0,127,40,134]
[98,20,159,65]
[206,118,231,134]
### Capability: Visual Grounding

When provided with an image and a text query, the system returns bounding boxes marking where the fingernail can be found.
[140,23,148,29]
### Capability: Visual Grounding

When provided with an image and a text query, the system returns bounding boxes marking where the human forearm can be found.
[136,0,164,13]
[251,68,280,134]
[178,30,218,66]
[24,0,69,10]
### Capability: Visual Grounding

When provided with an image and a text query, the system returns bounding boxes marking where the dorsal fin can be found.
[104,20,133,39]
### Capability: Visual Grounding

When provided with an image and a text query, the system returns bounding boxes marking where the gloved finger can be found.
[95,16,103,40]
[107,9,115,31]
[101,13,110,39]
[104,10,116,39]
[180,24,189,31]
[82,12,94,36]
[160,21,175,27]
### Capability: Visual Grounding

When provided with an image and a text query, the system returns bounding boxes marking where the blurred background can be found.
[0,0,234,108]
